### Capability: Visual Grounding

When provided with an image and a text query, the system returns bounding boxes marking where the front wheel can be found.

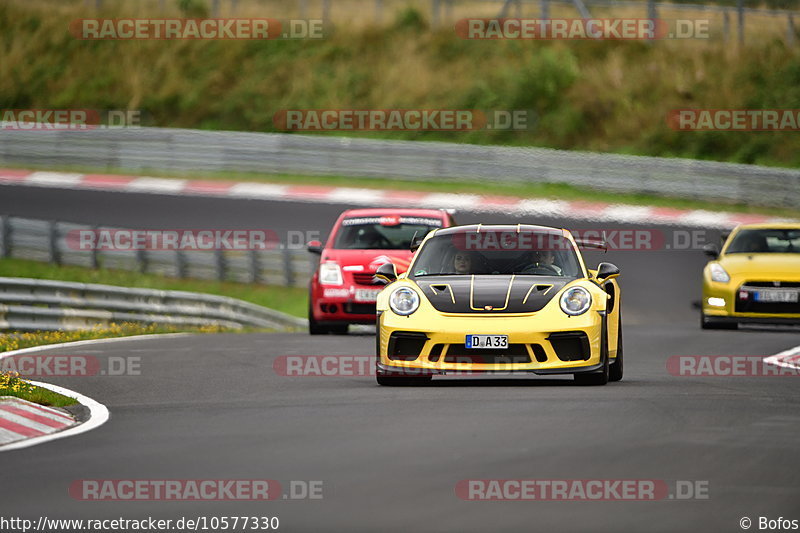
[574,360,608,386]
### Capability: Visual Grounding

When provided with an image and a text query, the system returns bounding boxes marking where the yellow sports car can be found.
[701,223,800,329]
[373,224,622,386]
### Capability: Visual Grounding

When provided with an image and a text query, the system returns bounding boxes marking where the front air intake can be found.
[547,332,591,361]
[387,331,428,361]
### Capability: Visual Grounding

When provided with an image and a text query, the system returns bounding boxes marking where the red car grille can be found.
[353,273,379,286]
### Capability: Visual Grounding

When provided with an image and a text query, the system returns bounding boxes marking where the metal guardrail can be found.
[1,126,798,208]
[0,277,306,332]
[0,215,314,289]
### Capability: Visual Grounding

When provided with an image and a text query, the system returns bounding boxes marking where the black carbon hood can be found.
[414,275,572,314]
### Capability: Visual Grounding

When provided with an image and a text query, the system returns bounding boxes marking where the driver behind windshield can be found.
[519,249,563,275]
[453,251,473,274]
[353,226,385,248]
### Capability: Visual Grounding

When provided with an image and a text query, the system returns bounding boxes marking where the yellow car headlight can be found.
[560,286,592,316]
[389,287,420,316]
[709,263,730,283]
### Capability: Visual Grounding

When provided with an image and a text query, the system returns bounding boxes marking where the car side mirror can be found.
[307,240,323,254]
[595,262,620,283]
[719,230,731,247]
[703,243,719,259]
[410,233,425,252]
[373,262,397,285]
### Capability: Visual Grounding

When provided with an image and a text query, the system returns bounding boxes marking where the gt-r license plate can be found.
[466,335,508,349]
[354,288,381,302]
[754,290,799,303]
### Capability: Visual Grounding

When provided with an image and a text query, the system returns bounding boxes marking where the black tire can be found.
[609,318,623,382]
[574,320,609,386]
[308,301,327,335]
[308,301,347,335]
[700,313,738,330]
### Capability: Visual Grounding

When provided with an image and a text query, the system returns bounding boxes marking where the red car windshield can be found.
[333,216,442,250]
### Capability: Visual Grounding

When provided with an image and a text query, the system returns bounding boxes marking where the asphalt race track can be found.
[1,184,799,532]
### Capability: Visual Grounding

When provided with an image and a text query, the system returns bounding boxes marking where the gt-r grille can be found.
[736,283,800,315]
[353,273,380,286]
[443,344,531,364]
[741,281,800,288]
[735,299,800,314]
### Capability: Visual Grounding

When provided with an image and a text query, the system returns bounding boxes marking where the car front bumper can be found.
[702,281,800,324]
[377,309,610,374]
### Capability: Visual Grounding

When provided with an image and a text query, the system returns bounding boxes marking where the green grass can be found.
[0,373,78,407]
[0,257,309,318]
[2,2,800,168]
[0,322,224,353]
[7,162,800,219]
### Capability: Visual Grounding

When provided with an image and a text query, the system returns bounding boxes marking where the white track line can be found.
[764,344,800,372]
[1,168,793,227]
[0,381,108,452]
[0,333,190,451]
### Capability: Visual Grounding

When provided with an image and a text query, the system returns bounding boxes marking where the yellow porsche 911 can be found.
[701,223,800,329]
[373,224,622,386]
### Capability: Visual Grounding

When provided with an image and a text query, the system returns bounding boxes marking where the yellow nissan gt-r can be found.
[373,224,622,386]
[701,223,800,329]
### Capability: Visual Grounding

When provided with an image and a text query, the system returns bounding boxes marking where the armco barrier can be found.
[1,127,798,208]
[0,216,314,288]
[0,277,306,332]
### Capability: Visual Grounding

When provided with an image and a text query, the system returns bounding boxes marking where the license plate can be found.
[754,290,799,303]
[465,335,508,349]
[354,288,381,302]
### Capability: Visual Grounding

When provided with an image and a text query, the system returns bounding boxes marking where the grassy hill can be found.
[2,0,800,167]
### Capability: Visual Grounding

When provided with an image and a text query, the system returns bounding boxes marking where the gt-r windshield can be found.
[333,216,442,250]
[725,229,800,254]
[410,230,583,277]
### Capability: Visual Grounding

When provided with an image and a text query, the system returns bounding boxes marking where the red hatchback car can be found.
[307,208,456,334]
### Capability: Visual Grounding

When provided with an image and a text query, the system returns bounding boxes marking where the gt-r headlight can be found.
[389,287,420,316]
[708,263,730,283]
[560,286,592,316]
[319,262,343,285]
